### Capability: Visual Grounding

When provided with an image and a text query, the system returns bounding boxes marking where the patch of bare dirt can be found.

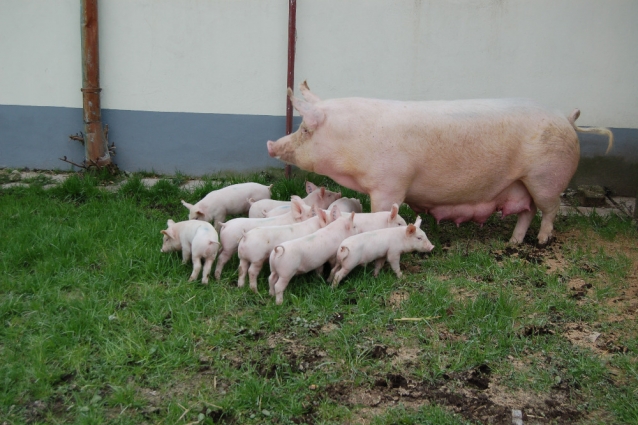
[135,373,234,423]
[322,367,583,425]
[386,290,409,309]
[562,322,630,356]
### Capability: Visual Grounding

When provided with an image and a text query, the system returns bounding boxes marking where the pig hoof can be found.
[535,236,553,249]
[250,286,258,294]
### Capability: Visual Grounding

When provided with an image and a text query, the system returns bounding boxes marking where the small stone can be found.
[309,384,317,390]
[512,409,523,425]
[261,409,271,416]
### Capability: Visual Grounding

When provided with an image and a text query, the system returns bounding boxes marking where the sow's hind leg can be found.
[521,168,574,245]
[521,123,580,245]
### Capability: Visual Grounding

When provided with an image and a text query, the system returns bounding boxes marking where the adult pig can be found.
[267,82,614,245]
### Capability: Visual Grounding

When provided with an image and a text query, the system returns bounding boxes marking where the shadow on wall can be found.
[570,129,638,197]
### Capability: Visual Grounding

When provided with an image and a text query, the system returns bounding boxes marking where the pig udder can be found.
[410,181,534,226]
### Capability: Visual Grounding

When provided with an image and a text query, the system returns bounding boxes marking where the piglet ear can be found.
[181,200,193,210]
[291,197,303,218]
[330,204,341,222]
[167,219,176,226]
[319,187,326,199]
[390,204,399,220]
[406,224,416,236]
[317,207,328,225]
[414,216,422,228]
[305,181,317,194]
[347,211,356,230]
[161,229,174,239]
[288,88,325,131]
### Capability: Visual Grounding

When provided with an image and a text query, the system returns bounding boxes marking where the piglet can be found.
[350,203,406,232]
[181,182,272,230]
[329,217,434,286]
[214,196,315,280]
[268,207,358,305]
[237,206,332,292]
[250,181,341,218]
[328,197,363,214]
[160,219,220,284]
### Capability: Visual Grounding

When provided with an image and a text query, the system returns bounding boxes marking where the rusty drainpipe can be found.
[284,0,297,179]
[80,0,111,167]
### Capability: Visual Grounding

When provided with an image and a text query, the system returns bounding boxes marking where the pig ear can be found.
[167,219,175,226]
[390,204,399,220]
[291,197,303,217]
[299,80,322,104]
[317,207,328,224]
[288,88,325,131]
[330,204,341,222]
[181,200,193,210]
[305,181,317,194]
[414,216,422,228]
[347,211,355,229]
[291,195,302,201]
[406,224,417,236]
[319,187,326,199]
[161,229,174,239]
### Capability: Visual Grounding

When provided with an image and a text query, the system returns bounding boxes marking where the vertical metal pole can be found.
[285,0,297,179]
[81,0,111,167]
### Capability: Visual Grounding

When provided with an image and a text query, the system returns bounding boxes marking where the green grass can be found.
[1,169,637,424]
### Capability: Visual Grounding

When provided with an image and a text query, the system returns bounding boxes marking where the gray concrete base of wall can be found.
[1,104,636,196]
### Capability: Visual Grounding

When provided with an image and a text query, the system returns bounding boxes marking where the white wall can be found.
[0,0,81,108]
[1,0,637,127]
[294,0,638,127]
